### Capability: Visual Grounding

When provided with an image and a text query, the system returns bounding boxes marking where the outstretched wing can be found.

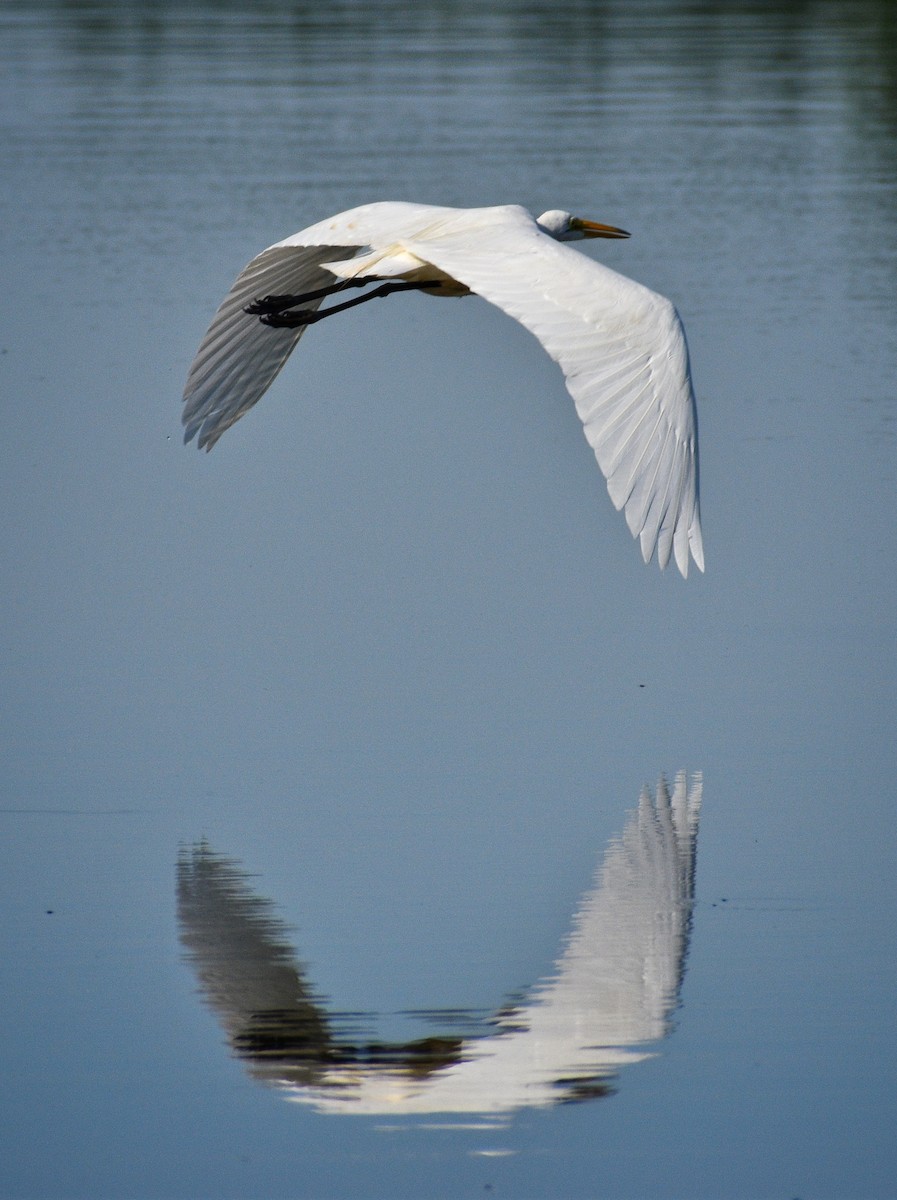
[402,206,704,576]
[182,242,361,450]
[182,202,702,575]
[182,203,452,451]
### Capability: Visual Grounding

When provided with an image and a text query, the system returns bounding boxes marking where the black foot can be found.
[259,309,320,328]
[244,294,302,315]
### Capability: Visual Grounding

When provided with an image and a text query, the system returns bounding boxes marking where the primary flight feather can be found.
[183,201,703,576]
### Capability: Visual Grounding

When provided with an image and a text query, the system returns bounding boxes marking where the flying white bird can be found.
[183,202,703,575]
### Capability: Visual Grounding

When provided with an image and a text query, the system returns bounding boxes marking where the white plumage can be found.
[183,202,703,576]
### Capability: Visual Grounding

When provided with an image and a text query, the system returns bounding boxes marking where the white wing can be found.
[182,202,703,575]
[182,203,449,451]
[182,242,362,450]
[398,206,703,576]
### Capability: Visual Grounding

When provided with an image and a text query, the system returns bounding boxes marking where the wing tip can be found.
[182,406,222,452]
[636,510,704,578]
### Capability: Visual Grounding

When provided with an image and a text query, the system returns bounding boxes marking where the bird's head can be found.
[536,210,630,242]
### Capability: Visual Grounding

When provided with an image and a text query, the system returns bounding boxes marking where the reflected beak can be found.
[573,218,630,239]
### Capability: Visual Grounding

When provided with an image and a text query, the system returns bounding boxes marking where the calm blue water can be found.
[1,2,896,1197]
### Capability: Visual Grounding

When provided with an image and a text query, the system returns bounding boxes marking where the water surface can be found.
[1,3,896,1197]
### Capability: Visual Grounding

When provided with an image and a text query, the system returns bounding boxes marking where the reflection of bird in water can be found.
[182,202,703,576]
[177,772,701,1118]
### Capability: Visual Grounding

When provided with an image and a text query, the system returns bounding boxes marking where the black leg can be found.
[244,277,379,315]
[258,280,442,328]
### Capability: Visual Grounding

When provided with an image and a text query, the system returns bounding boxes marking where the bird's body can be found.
[183,202,703,575]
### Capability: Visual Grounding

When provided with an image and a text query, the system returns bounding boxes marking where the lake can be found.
[1,2,896,1197]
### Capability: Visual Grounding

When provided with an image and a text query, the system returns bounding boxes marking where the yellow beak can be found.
[573,218,630,239]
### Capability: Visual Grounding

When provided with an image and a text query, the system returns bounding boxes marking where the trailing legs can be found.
[243,276,379,315]
[249,279,442,328]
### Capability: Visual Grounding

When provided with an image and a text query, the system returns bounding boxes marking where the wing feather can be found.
[399,208,704,575]
[182,243,361,450]
[181,201,703,575]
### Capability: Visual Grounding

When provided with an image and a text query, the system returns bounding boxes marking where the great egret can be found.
[183,202,703,575]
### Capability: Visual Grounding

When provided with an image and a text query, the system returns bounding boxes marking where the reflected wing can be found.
[529,771,702,1048]
[182,242,361,450]
[177,844,333,1087]
[403,207,703,576]
[177,771,702,1116]
[285,770,702,1115]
